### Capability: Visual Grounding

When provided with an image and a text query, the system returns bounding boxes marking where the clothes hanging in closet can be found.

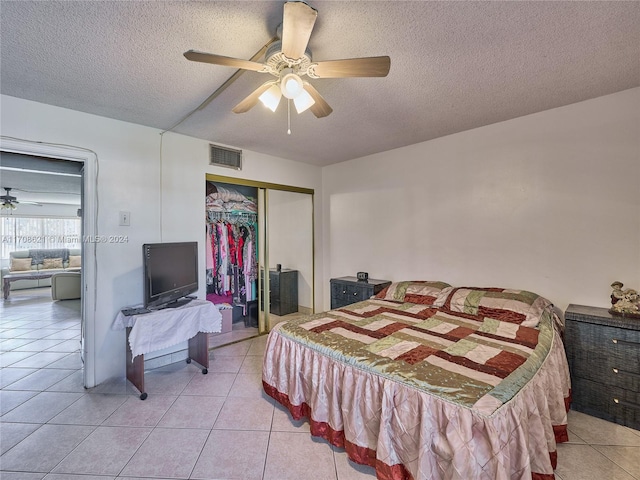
[206,219,257,304]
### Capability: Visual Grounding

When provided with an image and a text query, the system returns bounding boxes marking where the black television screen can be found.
[143,242,198,308]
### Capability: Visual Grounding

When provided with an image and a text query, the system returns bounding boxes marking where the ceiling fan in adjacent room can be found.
[183,1,390,119]
[1,187,42,210]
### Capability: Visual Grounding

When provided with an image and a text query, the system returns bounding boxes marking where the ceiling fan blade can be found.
[303,83,332,118]
[184,50,265,72]
[310,56,391,78]
[232,82,276,114]
[281,1,318,59]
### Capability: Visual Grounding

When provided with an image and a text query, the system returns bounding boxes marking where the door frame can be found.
[0,137,98,387]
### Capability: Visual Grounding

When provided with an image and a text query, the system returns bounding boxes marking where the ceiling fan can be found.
[1,187,42,209]
[183,1,390,119]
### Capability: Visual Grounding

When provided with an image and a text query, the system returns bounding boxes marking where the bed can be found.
[262,281,571,480]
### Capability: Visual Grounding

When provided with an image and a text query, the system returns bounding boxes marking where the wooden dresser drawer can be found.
[565,320,640,391]
[332,282,368,307]
[571,377,640,430]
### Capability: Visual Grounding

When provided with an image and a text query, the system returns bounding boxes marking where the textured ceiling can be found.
[1,1,639,166]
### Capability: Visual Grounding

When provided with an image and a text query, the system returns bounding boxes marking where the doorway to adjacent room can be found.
[0,138,98,388]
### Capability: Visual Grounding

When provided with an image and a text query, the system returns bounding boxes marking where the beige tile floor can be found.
[1,288,639,480]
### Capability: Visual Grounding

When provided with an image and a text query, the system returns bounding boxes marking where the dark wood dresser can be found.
[330,276,391,309]
[564,304,640,429]
[262,269,298,316]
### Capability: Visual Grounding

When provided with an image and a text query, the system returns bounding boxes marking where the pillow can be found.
[441,287,552,327]
[68,255,82,268]
[10,257,33,272]
[42,258,63,269]
[375,281,453,306]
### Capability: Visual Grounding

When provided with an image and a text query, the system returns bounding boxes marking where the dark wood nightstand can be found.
[261,269,298,316]
[330,276,391,309]
[564,304,640,430]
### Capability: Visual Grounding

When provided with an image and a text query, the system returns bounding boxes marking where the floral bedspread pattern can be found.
[263,296,571,480]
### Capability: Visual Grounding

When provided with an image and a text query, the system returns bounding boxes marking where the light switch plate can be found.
[119,211,130,226]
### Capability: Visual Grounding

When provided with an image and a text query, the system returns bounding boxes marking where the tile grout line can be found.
[590,443,640,480]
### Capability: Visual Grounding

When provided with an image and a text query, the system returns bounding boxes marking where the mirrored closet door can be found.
[205,175,313,348]
[264,189,313,331]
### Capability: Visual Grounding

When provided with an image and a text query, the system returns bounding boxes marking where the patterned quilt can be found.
[265,285,570,479]
[276,297,555,415]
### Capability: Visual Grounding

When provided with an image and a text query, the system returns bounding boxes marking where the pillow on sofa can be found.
[10,257,33,272]
[441,287,552,327]
[42,258,63,269]
[375,281,453,306]
[68,255,81,268]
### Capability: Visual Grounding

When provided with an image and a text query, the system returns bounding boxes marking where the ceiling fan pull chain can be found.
[287,99,292,135]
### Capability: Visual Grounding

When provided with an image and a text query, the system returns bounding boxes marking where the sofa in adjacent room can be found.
[51,271,82,300]
[1,248,82,292]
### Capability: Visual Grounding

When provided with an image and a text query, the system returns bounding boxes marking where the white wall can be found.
[1,94,323,386]
[322,88,640,313]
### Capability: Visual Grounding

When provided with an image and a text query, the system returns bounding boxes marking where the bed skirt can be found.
[262,323,571,480]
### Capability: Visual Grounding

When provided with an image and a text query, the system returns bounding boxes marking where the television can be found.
[143,242,198,309]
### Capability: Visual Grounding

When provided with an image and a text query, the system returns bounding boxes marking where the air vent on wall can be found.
[209,144,242,170]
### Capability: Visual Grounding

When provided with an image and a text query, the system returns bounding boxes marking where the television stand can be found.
[161,297,193,309]
[112,299,222,400]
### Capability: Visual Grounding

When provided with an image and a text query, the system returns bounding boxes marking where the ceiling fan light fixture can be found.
[258,83,282,112]
[184,1,391,121]
[280,70,304,99]
[293,89,315,113]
